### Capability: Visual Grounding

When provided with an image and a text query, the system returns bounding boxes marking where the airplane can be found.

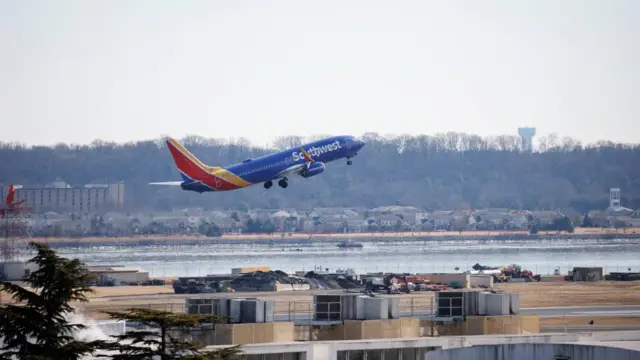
[1,184,26,218]
[150,135,366,193]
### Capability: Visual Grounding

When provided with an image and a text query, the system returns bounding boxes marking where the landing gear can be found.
[347,156,353,165]
[278,178,288,188]
[264,180,273,189]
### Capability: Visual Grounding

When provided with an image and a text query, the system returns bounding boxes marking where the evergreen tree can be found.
[582,213,594,227]
[0,242,112,360]
[103,308,240,359]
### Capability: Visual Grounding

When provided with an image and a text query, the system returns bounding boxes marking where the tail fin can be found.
[5,184,23,206]
[165,138,220,181]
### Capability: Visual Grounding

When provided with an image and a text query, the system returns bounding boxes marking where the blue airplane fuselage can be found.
[180,135,365,193]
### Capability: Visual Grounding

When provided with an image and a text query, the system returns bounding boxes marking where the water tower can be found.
[518,127,536,152]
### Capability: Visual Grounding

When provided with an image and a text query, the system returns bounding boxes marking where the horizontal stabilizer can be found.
[149,181,183,186]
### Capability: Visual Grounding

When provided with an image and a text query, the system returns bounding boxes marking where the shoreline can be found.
[23,227,640,247]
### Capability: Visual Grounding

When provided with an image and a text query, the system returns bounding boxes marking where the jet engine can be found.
[301,161,325,178]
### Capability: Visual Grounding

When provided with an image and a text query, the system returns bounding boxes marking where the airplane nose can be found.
[356,138,365,149]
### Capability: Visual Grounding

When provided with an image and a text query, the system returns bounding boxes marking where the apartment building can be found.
[1,181,125,213]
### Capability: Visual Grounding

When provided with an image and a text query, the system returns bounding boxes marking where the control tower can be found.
[610,188,621,208]
[518,127,536,152]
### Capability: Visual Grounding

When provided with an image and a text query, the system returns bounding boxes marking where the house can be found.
[103,216,133,236]
[307,207,359,220]
[211,217,241,232]
[343,217,366,232]
[247,209,280,222]
[269,210,300,232]
[88,265,149,285]
[373,214,401,228]
[505,214,529,229]
[415,212,430,224]
[57,219,92,236]
[605,206,634,217]
[530,211,564,227]
[427,211,455,229]
[370,206,420,220]
[297,217,317,232]
[587,211,608,227]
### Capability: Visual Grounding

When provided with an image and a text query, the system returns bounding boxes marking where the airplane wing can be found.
[149,181,183,186]
[274,164,306,179]
[274,146,315,179]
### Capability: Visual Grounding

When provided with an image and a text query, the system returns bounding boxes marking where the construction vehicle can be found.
[492,264,537,282]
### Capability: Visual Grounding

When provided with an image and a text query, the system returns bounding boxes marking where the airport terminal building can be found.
[1,181,125,213]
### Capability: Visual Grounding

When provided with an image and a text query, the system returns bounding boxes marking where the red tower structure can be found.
[0,184,32,262]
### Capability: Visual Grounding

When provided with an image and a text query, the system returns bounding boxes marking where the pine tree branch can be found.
[0,282,44,306]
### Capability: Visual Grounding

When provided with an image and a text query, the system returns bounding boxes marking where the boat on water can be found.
[337,239,363,248]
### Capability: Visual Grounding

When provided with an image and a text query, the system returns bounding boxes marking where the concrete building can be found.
[87,265,149,285]
[0,261,40,281]
[607,187,634,215]
[1,181,125,213]
[203,331,640,360]
[571,267,603,282]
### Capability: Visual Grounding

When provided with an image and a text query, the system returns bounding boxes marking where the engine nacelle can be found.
[301,161,325,178]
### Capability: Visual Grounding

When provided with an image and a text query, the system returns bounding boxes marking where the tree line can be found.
[0,242,240,359]
[1,132,639,212]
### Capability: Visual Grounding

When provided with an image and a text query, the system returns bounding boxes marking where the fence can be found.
[177,296,437,321]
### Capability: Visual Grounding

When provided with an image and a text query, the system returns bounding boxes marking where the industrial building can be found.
[203,331,640,360]
[0,181,125,213]
[87,265,149,285]
[183,290,640,359]
[183,289,534,347]
[0,260,39,281]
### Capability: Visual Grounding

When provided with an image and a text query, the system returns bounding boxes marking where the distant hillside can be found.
[1,132,639,212]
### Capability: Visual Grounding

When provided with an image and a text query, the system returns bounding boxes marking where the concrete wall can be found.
[424,343,639,360]
[203,330,640,360]
[275,283,311,291]
[231,266,270,275]
[572,267,603,281]
[422,315,539,337]
[314,318,421,341]
[214,322,295,345]
[92,320,127,337]
[469,275,493,288]
[419,274,470,288]
[95,271,149,284]
[0,261,39,281]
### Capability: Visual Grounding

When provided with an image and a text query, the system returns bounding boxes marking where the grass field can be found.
[493,281,640,307]
[66,280,640,320]
[5,280,640,323]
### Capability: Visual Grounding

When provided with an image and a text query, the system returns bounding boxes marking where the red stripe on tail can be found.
[165,140,241,191]
[5,185,15,206]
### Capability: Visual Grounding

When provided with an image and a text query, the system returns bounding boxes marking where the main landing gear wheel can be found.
[347,160,353,165]
[264,180,273,189]
[278,178,288,188]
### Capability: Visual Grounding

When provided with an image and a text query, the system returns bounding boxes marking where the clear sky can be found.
[1,0,638,147]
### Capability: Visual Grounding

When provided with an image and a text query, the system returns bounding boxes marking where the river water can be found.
[37,238,640,277]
